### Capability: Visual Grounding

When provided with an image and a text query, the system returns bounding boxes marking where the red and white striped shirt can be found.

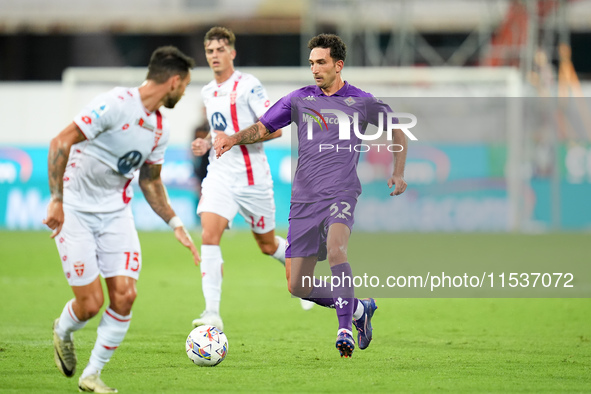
[202,71,273,188]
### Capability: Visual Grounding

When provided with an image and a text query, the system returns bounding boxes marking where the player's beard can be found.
[163,92,181,109]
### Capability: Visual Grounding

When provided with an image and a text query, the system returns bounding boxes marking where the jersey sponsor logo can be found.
[122,123,129,130]
[302,107,329,130]
[136,118,155,132]
[251,85,266,100]
[81,116,92,125]
[211,112,228,131]
[303,96,316,101]
[264,100,270,107]
[91,104,109,119]
[117,150,142,174]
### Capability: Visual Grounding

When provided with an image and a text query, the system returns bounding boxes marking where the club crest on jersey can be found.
[135,118,154,132]
[211,112,228,131]
[73,262,85,277]
[344,97,356,106]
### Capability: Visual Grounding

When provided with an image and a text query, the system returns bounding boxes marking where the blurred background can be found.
[1,0,590,233]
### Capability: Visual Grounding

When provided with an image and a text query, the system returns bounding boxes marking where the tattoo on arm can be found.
[47,123,86,201]
[233,123,270,145]
[139,163,175,222]
[47,144,68,201]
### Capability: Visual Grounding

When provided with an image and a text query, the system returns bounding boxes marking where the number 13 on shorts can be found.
[124,251,140,272]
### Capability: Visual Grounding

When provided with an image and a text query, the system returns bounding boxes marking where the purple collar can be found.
[314,81,350,96]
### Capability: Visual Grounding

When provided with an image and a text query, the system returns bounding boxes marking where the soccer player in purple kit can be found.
[214,34,408,358]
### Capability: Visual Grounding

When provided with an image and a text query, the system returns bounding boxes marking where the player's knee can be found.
[290,286,310,299]
[326,244,348,265]
[288,277,310,298]
[110,287,137,315]
[78,297,104,320]
[201,229,221,245]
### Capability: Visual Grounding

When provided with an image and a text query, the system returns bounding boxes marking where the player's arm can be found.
[258,127,282,142]
[191,132,213,156]
[388,129,408,196]
[139,163,200,264]
[43,122,86,238]
[213,121,271,158]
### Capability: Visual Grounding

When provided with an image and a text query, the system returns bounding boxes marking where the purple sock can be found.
[302,277,360,313]
[330,262,355,331]
[303,279,335,308]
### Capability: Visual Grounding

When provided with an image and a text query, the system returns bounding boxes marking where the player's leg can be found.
[326,222,356,357]
[193,178,238,329]
[236,185,286,265]
[325,198,377,354]
[78,208,139,393]
[79,275,136,393]
[252,230,286,263]
[53,208,104,378]
[192,211,228,329]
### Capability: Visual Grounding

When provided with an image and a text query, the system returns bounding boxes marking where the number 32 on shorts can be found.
[124,251,140,272]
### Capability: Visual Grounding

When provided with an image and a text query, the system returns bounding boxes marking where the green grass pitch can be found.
[0,231,589,393]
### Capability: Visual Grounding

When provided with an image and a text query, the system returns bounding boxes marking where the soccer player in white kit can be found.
[190,27,312,330]
[43,46,199,393]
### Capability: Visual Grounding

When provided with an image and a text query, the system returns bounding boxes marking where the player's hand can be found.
[387,174,407,196]
[42,197,64,238]
[174,226,201,265]
[213,132,235,158]
[191,138,212,157]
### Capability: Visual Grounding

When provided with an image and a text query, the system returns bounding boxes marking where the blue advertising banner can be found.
[1,144,589,231]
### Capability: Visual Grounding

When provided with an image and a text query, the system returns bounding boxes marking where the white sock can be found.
[271,236,286,265]
[81,308,131,379]
[353,299,365,320]
[55,299,87,340]
[201,245,223,314]
[337,328,354,337]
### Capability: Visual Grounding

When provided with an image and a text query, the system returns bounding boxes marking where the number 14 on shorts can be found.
[249,216,265,230]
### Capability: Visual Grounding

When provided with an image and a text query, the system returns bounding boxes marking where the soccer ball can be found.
[185,325,228,366]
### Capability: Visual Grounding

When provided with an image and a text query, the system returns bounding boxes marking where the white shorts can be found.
[55,206,141,286]
[197,177,276,234]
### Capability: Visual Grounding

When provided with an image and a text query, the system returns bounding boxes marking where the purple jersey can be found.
[260,81,392,203]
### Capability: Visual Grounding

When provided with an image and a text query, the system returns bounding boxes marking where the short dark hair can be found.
[307,34,347,63]
[146,46,195,84]
[204,26,236,48]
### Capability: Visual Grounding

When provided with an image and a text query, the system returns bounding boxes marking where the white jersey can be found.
[64,86,170,213]
[202,70,273,187]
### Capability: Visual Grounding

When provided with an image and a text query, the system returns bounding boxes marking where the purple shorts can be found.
[286,196,357,260]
